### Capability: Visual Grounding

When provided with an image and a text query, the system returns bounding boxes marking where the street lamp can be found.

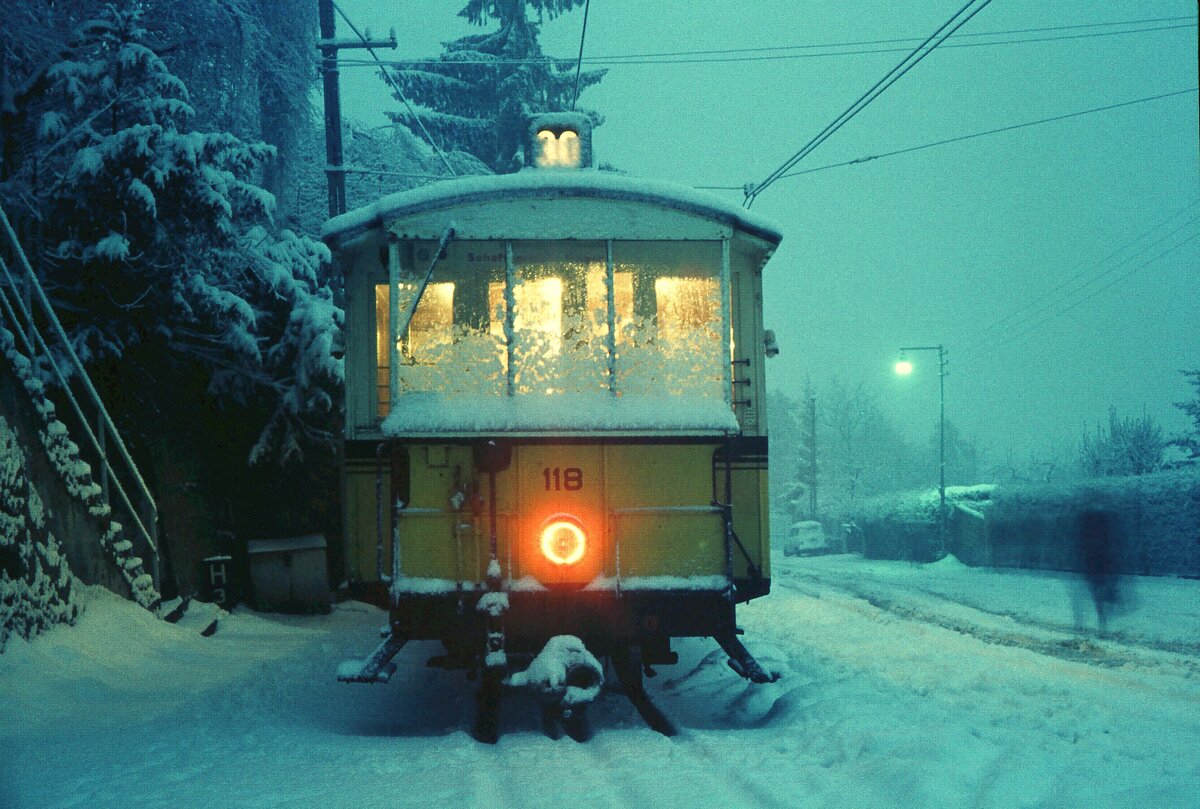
[894,345,948,557]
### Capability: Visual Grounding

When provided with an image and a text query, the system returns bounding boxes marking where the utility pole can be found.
[808,394,818,519]
[317,0,397,218]
[896,344,948,557]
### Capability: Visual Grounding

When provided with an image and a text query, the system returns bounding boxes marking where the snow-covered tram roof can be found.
[321,169,782,247]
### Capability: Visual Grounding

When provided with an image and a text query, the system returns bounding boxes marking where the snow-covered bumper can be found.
[388,582,768,656]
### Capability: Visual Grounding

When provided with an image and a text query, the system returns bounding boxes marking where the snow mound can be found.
[506,635,603,707]
[927,553,971,571]
[661,643,798,729]
[0,585,327,728]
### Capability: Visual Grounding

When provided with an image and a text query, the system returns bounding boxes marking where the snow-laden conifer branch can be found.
[4,5,342,465]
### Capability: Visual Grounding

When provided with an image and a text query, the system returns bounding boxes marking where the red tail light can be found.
[540,517,587,566]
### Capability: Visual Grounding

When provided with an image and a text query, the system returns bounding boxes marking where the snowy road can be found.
[4,554,1199,808]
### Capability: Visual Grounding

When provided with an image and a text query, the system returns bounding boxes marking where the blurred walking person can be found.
[1075,509,1120,632]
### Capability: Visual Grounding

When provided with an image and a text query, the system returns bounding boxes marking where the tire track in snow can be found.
[782,561,1200,658]
[774,572,1200,684]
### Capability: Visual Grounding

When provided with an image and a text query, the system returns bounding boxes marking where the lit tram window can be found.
[488,281,505,341]
[375,282,455,415]
[487,278,564,352]
[514,278,563,354]
[654,276,721,343]
[374,240,729,422]
[586,270,634,342]
[613,242,724,400]
[375,285,389,415]
[407,282,455,353]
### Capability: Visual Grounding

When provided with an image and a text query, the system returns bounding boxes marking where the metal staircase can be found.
[0,205,161,607]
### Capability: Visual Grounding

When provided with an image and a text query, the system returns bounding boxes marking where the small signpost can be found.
[201,555,237,609]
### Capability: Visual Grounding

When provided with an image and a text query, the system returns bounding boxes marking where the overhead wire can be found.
[336,17,1195,69]
[744,0,995,207]
[693,88,1200,190]
[961,207,1200,358]
[330,0,457,176]
[575,22,1194,65]
[570,0,592,110]
[996,228,1200,353]
[962,198,1200,346]
[587,22,1193,65]
[581,14,1196,60]
[1028,231,1200,321]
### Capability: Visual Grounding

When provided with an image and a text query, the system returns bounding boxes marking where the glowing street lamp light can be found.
[894,345,948,557]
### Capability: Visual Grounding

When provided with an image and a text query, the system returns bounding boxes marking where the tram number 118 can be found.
[543,467,583,491]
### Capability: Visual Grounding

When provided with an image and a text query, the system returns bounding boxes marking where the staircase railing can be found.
[0,205,159,590]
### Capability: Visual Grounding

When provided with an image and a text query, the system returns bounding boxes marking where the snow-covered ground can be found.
[3,553,1199,809]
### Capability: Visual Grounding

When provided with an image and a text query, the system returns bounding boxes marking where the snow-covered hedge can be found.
[0,414,79,652]
[850,484,996,526]
[846,469,1200,575]
[983,468,1200,575]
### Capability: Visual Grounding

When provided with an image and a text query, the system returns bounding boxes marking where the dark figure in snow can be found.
[1075,509,1120,632]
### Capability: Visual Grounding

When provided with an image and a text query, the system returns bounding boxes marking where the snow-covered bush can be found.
[0,414,80,653]
[1173,370,1200,461]
[984,469,1200,575]
[851,484,996,526]
[1078,407,1166,477]
[0,328,159,610]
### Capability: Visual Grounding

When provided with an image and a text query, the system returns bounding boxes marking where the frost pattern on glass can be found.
[615,241,724,400]
[376,240,509,415]
[511,241,608,395]
[376,239,728,431]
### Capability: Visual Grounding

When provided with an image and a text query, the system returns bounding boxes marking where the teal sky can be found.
[335,0,1199,466]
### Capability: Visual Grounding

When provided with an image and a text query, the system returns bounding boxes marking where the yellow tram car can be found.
[325,115,781,738]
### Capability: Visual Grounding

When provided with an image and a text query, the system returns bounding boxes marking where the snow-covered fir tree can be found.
[8,6,340,464]
[1173,370,1200,461]
[385,0,605,173]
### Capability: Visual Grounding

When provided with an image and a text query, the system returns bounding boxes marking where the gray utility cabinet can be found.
[247,534,330,613]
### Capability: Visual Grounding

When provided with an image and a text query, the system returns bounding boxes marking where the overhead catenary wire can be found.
[970,209,1200,348]
[571,0,592,110]
[585,22,1194,65]
[744,0,995,207]
[694,88,1200,190]
[961,210,1200,359]
[1027,230,1200,321]
[991,228,1200,353]
[336,17,1195,69]
[332,86,1199,190]
[330,0,457,177]
[578,14,1196,60]
[962,197,1200,347]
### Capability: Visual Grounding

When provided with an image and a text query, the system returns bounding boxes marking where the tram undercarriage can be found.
[340,587,778,741]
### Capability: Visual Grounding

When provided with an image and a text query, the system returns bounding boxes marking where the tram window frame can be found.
[377,238,732,425]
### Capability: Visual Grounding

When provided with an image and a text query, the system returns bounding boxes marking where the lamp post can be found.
[895,345,948,557]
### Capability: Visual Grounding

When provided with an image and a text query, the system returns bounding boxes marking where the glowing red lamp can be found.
[540,518,587,566]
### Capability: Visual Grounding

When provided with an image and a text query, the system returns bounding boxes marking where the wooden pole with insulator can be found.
[316,0,397,218]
